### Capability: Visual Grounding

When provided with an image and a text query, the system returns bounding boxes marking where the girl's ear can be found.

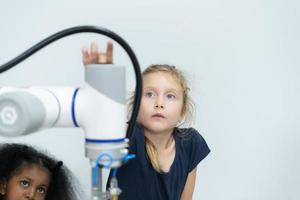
[0,180,7,195]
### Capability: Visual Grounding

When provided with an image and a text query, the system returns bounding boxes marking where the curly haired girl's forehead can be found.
[9,161,50,178]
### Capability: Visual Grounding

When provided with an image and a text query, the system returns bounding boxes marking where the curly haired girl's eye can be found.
[37,186,47,194]
[20,180,30,188]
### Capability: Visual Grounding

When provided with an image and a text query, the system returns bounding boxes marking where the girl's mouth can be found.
[152,113,165,118]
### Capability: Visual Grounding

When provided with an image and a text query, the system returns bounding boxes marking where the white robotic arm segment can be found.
[0,87,59,136]
[75,84,126,141]
[0,64,128,167]
[45,87,78,127]
[0,86,82,137]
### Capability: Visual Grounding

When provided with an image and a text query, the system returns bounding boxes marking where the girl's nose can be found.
[154,104,164,109]
[154,95,164,109]
[25,188,35,200]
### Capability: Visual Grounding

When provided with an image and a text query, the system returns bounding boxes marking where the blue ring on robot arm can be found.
[71,87,80,127]
[86,138,126,143]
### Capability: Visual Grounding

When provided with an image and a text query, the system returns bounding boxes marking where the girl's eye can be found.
[166,93,176,99]
[145,91,156,98]
[20,180,29,188]
[37,187,47,194]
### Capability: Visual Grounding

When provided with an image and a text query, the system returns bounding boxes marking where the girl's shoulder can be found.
[174,127,210,171]
[174,127,205,142]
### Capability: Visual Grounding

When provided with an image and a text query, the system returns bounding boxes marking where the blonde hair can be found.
[128,64,195,172]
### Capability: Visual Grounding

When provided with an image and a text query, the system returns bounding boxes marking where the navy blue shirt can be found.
[107,124,210,200]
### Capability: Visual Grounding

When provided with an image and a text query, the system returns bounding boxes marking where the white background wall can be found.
[0,0,299,199]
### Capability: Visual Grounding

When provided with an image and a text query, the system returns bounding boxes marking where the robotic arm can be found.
[0,26,142,200]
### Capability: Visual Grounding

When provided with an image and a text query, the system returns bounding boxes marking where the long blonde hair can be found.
[129,64,194,172]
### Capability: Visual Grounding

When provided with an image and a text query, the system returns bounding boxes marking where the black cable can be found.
[0,25,142,139]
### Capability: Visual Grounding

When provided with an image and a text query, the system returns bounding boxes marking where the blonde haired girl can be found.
[82,42,210,200]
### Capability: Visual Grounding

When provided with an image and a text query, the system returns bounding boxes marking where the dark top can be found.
[107,124,210,200]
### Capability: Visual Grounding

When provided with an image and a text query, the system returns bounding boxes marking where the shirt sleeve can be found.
[186,128,210,172]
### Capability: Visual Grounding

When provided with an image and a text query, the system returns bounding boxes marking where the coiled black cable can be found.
[0,25,142,139]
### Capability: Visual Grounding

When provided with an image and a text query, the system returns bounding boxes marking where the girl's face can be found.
[2,164,50,200]
[138,72,184,134]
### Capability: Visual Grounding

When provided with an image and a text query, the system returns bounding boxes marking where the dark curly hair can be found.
[0,143,83,200]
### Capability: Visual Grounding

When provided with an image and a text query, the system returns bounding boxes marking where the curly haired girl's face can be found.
[1,164,50,200]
